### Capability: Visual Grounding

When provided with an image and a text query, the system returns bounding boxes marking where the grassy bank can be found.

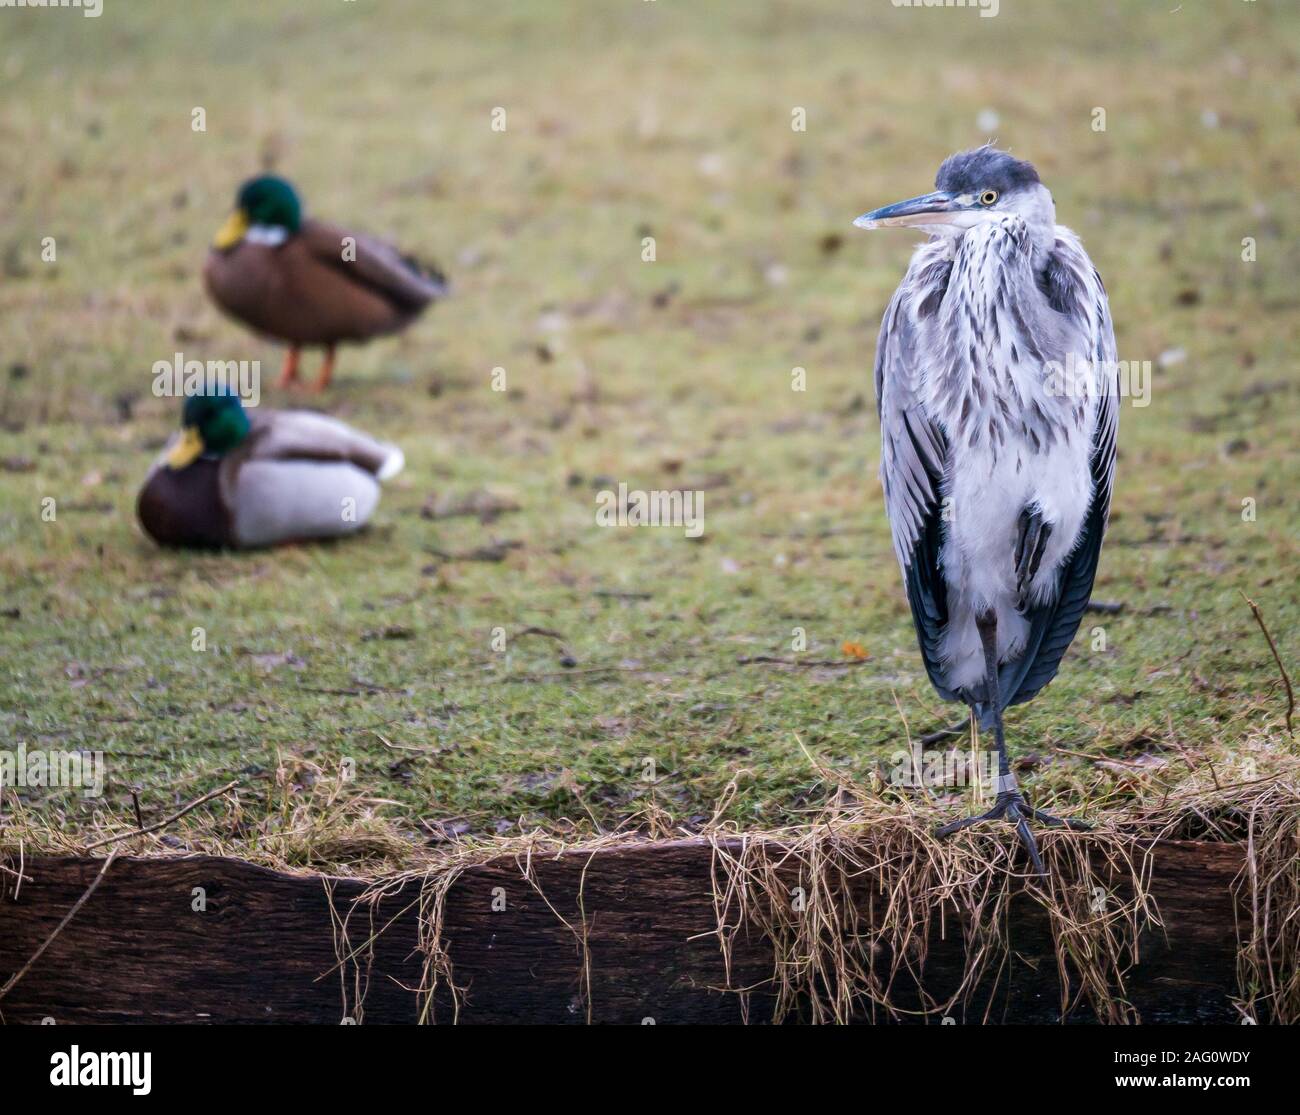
[1,0,1296,858]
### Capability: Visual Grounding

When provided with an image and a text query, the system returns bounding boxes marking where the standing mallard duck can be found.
[203,176,447,391]
[137,388,405,549]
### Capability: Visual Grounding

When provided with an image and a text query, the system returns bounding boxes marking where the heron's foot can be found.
[935,790,1087,876]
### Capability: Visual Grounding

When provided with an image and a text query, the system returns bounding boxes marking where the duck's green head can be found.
[165,388,251,470]
[212,175,302,250]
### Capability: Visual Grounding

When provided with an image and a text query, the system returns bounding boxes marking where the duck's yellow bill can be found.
[165,427,205,470]
[212,208,249,249]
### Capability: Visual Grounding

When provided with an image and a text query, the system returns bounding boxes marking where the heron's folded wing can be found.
[876,283,958,701]
[1003,246,1119,708]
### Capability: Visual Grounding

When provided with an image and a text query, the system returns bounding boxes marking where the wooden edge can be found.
[0,837,1248,1024]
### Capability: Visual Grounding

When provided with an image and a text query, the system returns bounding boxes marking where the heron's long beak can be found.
[853,190,963,230]
[165,426,205,470]
[212,208,250,250]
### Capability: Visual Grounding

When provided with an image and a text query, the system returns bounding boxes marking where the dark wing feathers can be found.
[875,246,960,701]
[302,220,447,311]
[902,421,957,703]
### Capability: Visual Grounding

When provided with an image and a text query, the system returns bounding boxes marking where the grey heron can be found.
[854,147,1118,874]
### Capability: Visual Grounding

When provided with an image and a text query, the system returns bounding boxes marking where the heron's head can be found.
[854,146,1055,244]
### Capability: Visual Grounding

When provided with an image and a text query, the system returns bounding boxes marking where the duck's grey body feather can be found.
[224,410,402,546]
[230,459,381,546]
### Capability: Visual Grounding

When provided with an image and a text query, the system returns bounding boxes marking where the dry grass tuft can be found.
[705,790,1156,1025]
[1226,782,1299,1025]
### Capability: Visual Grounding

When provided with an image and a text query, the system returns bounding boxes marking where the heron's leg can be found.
[976,610,1009,781]
[934,611,1050,875]
[978,611,1051,874]
[936,614,1011,838]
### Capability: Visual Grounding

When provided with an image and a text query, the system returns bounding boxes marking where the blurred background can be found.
[1,1,1296,852]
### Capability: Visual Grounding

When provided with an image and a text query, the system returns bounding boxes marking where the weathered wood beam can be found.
[0,838,1246,1024]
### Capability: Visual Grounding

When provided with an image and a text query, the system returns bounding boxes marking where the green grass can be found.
[1,0,1296,856]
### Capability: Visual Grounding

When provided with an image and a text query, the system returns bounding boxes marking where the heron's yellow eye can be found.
[980,190,998,206]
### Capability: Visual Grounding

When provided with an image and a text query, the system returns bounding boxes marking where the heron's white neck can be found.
[1005,183,1057,256]
[928,184,1057,269]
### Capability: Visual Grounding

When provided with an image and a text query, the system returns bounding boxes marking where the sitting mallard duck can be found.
[138,389,405,549]
[203,175,447,391]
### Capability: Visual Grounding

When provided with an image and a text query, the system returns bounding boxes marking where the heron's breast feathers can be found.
[911,220,1104,464]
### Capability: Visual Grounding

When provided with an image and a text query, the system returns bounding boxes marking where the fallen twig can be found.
[502,665,636,682]
[1241,592,1295,735]
[516,626,567,642]
[0,860,33,885]
[0,846,121,1002]
[371,730,442,755]
[1085,600,1172,617]
[81,780,240,851]
[918,720,969,747]
[736,655,871,668]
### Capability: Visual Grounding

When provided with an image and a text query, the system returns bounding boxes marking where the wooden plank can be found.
[0,838,1246,1024]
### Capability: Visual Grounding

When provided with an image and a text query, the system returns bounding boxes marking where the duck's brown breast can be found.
[137,457,234,549]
